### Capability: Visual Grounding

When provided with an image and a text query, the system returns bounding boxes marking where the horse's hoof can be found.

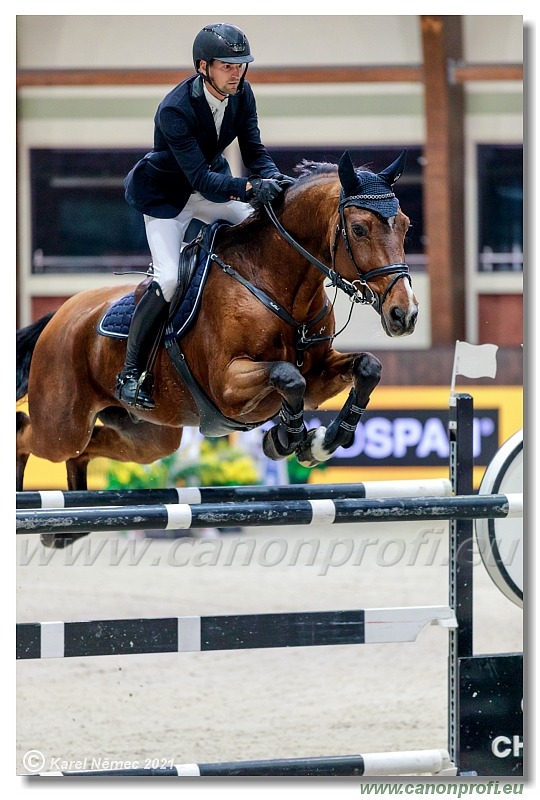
[262,426,292,460]
[295,426,329,467]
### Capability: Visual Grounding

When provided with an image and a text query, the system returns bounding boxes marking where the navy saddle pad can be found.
[97,222,225,341]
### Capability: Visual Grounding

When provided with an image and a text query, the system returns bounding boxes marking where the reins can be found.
[263,204,360,301]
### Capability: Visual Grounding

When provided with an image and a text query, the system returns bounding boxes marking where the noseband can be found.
[265,196,411,316]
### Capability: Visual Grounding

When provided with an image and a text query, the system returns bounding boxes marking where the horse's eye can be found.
[351,223,368,237]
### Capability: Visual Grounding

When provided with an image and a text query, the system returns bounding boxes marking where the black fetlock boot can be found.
[115,282,169,410]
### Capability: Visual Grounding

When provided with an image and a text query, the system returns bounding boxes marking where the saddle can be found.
[97,220,229,342]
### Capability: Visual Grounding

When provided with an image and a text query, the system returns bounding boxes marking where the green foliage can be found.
[102,438,261,489]
[170,438,261,487]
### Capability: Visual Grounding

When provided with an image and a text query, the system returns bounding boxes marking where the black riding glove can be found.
[269,172,296,188]
[247,176,283,207]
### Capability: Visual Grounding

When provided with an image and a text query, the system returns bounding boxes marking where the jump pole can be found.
[16,478,453,509]
[17,606,457,660]
[448,392,474,768]
[15,493,522,536]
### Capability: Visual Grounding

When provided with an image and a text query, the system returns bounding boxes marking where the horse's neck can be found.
[218,184,337,317]
[249,229,326,319]
[268,189,337,312]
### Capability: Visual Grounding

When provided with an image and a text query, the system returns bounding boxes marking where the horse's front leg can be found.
[296,351,382,467]
[261,362,308,460]
[216,358,308,461]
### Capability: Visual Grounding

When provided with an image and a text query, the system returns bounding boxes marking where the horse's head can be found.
[336,150,418,337]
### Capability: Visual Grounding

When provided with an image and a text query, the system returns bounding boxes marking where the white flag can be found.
[450,341,498,396]
[454,341,498,378]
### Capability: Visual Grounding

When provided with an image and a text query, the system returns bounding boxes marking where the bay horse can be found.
[16,150,418,547]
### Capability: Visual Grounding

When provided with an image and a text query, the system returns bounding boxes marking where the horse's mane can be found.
[293,158,373,181]
[293,159,339,181]
[219,159,369,247]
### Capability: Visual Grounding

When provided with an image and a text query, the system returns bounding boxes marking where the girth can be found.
[165,337,267,437]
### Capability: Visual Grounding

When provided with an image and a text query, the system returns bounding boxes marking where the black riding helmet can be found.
[193,23,253,95]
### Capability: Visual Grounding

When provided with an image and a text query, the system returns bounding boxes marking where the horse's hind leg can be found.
[16,411,30,491]
[17,408,91,548]
[40,455,92,549]
[39,415,182,549]
[296,352,382,467]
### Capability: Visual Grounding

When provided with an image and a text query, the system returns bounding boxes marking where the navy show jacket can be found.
[124,74,280,218]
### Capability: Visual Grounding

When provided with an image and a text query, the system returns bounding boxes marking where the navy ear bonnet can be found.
[338,149,407,219]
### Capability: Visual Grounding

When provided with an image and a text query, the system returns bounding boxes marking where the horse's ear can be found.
[338,151,359,196]
[378,149,407,186]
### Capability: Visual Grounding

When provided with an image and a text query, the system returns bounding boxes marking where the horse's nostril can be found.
[390,306,406,323]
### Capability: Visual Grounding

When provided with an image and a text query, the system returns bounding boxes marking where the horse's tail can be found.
[16,312,55,400]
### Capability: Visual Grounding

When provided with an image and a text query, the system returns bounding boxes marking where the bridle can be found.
[335,192,412,313]
[264,193,412,316]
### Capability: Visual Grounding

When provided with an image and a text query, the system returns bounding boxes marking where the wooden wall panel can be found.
[31,296,70,320]
[420,15,466,345]
[477,294,523,346]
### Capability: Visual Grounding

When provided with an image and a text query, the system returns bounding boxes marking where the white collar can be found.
[203,83,229,113]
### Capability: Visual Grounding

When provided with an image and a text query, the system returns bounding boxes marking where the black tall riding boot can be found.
[115,282,169,410]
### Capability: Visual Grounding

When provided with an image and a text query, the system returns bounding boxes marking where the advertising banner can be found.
[308,386,523,488]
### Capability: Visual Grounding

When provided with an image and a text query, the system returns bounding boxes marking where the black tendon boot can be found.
[115,282,169,410]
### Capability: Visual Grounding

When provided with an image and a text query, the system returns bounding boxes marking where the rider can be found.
[116,22,294,410]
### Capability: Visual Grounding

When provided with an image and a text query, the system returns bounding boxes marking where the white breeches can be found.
[144,193,253,301]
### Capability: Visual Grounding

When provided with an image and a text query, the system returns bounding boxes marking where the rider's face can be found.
[199,59,247,98]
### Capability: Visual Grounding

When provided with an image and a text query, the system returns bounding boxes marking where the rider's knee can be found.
[156,277,177,303]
